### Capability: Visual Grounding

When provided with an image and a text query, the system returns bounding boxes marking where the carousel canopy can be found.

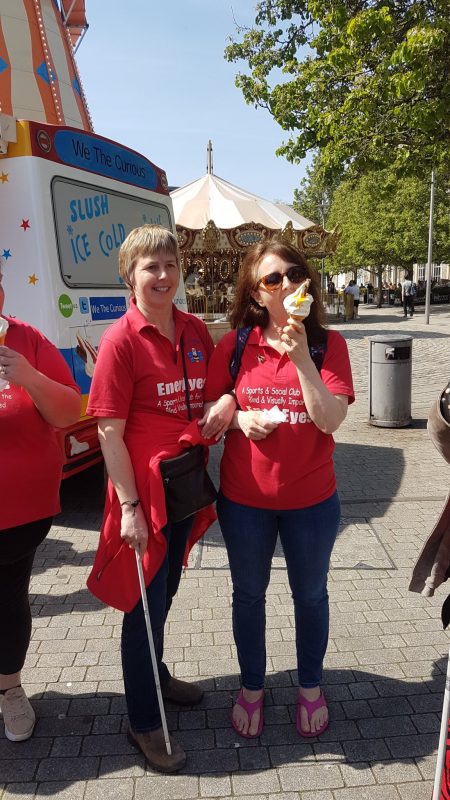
[171,173,314,231]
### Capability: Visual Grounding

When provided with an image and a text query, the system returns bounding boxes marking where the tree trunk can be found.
[376,266,384,308]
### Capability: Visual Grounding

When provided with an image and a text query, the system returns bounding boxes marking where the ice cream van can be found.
[0,119,186,476]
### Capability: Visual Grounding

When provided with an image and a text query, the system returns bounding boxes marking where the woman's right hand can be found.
[236,408,279,441]
[120,503,149,558]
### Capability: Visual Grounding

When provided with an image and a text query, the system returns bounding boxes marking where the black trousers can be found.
[403,296,414,316]
[0,517,52,674]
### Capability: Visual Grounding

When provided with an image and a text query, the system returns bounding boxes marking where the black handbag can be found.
[160,444,217,523]
[160,338,217,523]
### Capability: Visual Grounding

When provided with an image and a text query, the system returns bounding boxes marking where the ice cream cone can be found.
[288,316,305,326]
[0,317,9,344]
[283,279,314,321]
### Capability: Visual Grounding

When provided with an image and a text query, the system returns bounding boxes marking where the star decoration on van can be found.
[28,274,38,285]
[20,219,30,231]
[0,172,8,183]
[1,249,11,260]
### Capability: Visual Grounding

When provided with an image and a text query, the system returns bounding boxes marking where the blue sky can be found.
[75,1,309,204]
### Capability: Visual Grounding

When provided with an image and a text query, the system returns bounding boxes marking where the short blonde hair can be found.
[118,224,180,291]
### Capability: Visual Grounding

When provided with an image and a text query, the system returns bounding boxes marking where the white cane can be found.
[432,644,450,799]
[135,551,172,756]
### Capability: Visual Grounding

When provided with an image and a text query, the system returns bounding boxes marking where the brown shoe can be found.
[162,676,203,706]
[127,726,186,773]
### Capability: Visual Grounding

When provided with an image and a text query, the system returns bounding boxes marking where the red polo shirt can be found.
[87,299,214,428]
[0,316,80,530]
[205,327,354,510]
[86,300,216,612]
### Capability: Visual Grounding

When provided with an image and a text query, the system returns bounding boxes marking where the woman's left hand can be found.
[199,394,237,441]
[280,319,312,369]
[0,345,35,388]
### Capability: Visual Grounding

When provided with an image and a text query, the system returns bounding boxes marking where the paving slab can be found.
[1,303,450,799]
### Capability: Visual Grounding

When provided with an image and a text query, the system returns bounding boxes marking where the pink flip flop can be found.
[296,691,329,738]
[231,688,264,739]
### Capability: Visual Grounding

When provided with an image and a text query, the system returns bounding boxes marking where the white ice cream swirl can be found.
[283,279,314,320]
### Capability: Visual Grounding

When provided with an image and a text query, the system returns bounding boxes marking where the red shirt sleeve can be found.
[321,331,355,403]
[204,331,236,401]
[35,339,80,392]
[87,331,134,419]
[196,319,215,361]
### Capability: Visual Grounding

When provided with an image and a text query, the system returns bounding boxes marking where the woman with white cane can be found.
[135,552,172,758]
[86,226,235,772]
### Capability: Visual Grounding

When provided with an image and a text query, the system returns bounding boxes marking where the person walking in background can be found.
[0,262,81,742]
[343,280,355,321]
[86,225,232,773]
[401,271,415,318]
[344,280,360,319]
[205,240,354,740]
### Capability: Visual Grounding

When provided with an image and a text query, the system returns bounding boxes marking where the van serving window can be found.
[52,177,171,288]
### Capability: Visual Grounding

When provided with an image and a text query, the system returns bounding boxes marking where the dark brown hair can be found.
[229,240,327,344]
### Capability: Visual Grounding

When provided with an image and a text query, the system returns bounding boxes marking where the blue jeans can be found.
[217,491,341,690]
[121,517,193,732]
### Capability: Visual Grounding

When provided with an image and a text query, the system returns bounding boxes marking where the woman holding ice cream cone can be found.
[205,240,354,740]
[0,262,81,742]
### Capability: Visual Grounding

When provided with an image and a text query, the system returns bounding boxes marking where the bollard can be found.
[368,335,413,427]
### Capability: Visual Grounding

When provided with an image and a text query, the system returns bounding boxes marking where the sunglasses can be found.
[257,265,306,292]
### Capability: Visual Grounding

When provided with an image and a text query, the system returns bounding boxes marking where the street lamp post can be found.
[319,203,326,292]
[425,168,435,326]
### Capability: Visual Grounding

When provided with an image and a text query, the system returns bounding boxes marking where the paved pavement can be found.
[2,302,450,799]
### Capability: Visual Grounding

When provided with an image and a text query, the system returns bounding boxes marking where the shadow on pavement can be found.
[334,441,404,510]
[202,442,406,564]
[0,662,445,788]
[31,537,101,615]
[59,462,106,515]
[31,441,408,616]
[338,322,450,340]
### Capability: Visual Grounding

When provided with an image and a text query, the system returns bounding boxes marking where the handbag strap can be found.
[180,335,192,421]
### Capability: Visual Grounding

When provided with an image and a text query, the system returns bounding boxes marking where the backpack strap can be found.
[229,326,252,382]
[309,339,327,372]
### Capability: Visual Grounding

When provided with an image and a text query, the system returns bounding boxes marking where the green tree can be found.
[327,167,450,304]
[327,176,390,302]
[226,1,450,180]
[293,155,337,225]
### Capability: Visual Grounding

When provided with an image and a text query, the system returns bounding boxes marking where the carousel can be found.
[171,143,341,320]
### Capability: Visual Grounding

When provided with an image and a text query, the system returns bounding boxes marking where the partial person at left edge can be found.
[0,260,81,742]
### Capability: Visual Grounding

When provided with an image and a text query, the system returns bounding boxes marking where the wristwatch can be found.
[120,499,140,513]
[227,390,240,409]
